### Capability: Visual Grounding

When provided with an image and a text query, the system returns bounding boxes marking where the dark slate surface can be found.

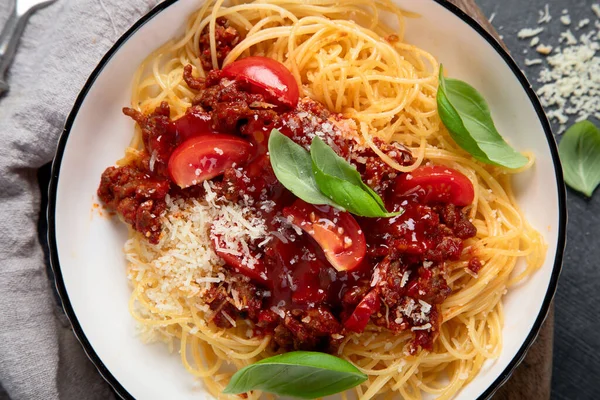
[475,1,600,399]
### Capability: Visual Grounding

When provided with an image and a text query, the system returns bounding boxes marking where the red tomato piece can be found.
[211,235,271,288]
[344,289,381,333]
[282,199,366,272]
[173,109,215,143]
[395,166,475,206]
[221,56,300,109]
[168,134,253,188]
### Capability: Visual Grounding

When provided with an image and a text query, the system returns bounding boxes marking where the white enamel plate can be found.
[48,1,566,399]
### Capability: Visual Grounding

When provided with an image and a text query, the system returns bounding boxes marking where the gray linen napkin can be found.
[0,1,161,398]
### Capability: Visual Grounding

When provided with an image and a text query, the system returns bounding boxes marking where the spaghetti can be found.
[106,1,548,399]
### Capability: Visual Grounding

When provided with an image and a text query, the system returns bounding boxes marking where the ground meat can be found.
[97,165,170,244]
[192,72,279,134]
[270,307,341,351]
[357,139,413,192]
[204,277,264,328]
[409,306,441,354]
[377,258,409,307]
[183,65,204,90]
[204,284,240,329]
[198,18,240,71]
[436,204,477,239]
[468,257,483,274]
[407,265,452,304]
[426,236,464,262]
[122,102,177,178]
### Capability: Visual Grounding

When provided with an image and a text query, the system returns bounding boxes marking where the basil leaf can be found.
[309,137,363,185]
[268,129,338,208]
[558,120,600,197]
[437,65,528,169]
[310,137,397,217]
[314,169,391,217]
[310,136,387,209]
[223,351,367,399]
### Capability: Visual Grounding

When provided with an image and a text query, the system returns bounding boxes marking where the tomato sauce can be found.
[98,58,478,353]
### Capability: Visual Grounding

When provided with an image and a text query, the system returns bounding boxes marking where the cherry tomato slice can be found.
[395,166,475,207]
[282,199,366,272]
[344,289,381,333]
[211,235,271,287]
[221,56,299,109]
[168,134,253,188]
[174,109,215,143]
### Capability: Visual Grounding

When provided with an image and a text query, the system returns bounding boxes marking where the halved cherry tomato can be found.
[282,199,366,272]
[344,289,381,333]
[395,166,475,206]
[221,56,299,109]
[211,234,271,287]
[168,134,253,188]
[174,109,215,143]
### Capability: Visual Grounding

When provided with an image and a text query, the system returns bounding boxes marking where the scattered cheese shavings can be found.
[411,323,432,331]
[536,44,553,55]
[577,18,591,30]
[538,4,552,24]
[518,27,545,39]
[518,5,600,133]
[536,32,600,133]
[525,58,543,66]
[560,30,578,45]
[489,12,496,23]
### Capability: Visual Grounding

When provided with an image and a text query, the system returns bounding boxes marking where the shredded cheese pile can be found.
[511,4,600,133]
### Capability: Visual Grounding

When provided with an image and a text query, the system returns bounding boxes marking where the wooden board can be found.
[446,1,553,399]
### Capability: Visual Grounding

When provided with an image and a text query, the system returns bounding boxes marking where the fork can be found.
[0,0,57,96]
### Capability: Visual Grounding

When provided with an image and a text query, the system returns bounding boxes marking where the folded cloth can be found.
[0,1,160,399]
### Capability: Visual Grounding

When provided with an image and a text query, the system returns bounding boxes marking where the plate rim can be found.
[47,0,567,399]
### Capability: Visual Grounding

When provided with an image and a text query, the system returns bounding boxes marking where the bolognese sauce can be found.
[98,55,477,354]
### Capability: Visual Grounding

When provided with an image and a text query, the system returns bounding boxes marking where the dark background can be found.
[476,0,600,399]
[26,1,600,400]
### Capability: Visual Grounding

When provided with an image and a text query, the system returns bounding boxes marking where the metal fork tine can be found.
[0,0,58,96]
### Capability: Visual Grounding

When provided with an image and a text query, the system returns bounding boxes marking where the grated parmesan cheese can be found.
[517,7,600,133]
[411,323,432,331]
[577,18,591,30]
[560,30,578,45]
[525,58,543,66]
[538,4,552,24]
[536,44,553,55]
[125,179,275,334]
[518,27,544,39]
[400,270,410,288]
[536,31,600,132]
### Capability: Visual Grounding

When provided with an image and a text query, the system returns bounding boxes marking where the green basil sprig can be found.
[269,130,398,217]
[437,65,528,169]
[223,351,367,399]
[558,120,600,197]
